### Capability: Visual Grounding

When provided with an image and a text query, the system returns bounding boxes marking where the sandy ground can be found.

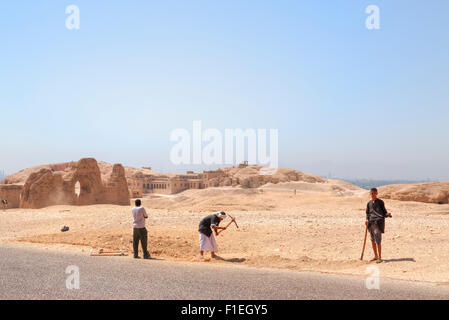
[2,185,449,284]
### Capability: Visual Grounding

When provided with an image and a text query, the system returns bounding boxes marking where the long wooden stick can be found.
[360,224,368,260]
[89,249,127,256]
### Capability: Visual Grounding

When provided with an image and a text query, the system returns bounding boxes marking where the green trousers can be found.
[133,227,150,258]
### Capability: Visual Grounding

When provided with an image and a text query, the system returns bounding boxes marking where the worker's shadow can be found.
[382,258,416,263]
[213,255,246,263]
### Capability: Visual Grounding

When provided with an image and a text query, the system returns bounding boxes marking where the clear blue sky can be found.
[1,1,448,180]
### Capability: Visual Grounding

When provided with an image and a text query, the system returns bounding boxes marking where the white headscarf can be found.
[215,211,226,219]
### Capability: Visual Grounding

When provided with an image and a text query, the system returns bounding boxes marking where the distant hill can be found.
[378,182,449,204]
[341,178,433,190]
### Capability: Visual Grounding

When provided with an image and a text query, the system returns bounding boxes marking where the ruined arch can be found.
[72,178,93,205]
[74,181,81,197]
[19,158,129,208]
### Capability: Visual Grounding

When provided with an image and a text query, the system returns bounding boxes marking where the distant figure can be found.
[1,199,7,211]
[366,188,392,263]
[198,212,227,260]
[132,199,151,259]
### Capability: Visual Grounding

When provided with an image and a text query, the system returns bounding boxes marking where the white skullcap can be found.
[215,211,226,219]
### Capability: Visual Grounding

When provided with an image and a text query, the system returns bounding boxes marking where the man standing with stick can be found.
[364,188,392,263]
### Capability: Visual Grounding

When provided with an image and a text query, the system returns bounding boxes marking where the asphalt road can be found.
[1,246,449,300]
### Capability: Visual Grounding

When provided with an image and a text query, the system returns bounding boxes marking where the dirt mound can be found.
[18,228,200,261]
[378,182,449,204]
[208,165,326,188]
[0,162,75,185]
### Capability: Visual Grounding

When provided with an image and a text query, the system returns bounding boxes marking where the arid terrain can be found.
[2,180,449,285]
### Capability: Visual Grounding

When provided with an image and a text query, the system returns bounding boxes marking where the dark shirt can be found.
[198,214,221,237]
[366,199,387,221]
[366,198,388,233]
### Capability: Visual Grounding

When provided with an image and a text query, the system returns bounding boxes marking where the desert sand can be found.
[2,181,449,285]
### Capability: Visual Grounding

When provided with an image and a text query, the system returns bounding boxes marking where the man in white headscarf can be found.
[198,211,227,260]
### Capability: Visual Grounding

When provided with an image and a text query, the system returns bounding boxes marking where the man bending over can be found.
[198,212,227,260]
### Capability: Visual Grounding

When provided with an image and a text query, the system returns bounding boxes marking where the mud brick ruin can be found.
[0,158,129,209]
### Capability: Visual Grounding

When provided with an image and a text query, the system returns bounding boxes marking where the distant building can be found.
[128,171,217,195]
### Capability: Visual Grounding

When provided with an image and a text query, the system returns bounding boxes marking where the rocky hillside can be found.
[378,182,449,204]
[205,165,325,188]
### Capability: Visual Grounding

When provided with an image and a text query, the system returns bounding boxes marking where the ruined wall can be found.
[19,158,130,209]
[0,184,23,208]
[67,158,105,206]
[104,164,130,205]
[20,169,74,209]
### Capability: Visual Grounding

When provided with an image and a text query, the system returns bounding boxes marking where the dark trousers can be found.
[133,227,150,258]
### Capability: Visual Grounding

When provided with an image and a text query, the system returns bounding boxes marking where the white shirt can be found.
[132,206,148,228]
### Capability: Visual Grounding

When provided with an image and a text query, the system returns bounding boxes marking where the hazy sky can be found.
[1,1,448,180]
